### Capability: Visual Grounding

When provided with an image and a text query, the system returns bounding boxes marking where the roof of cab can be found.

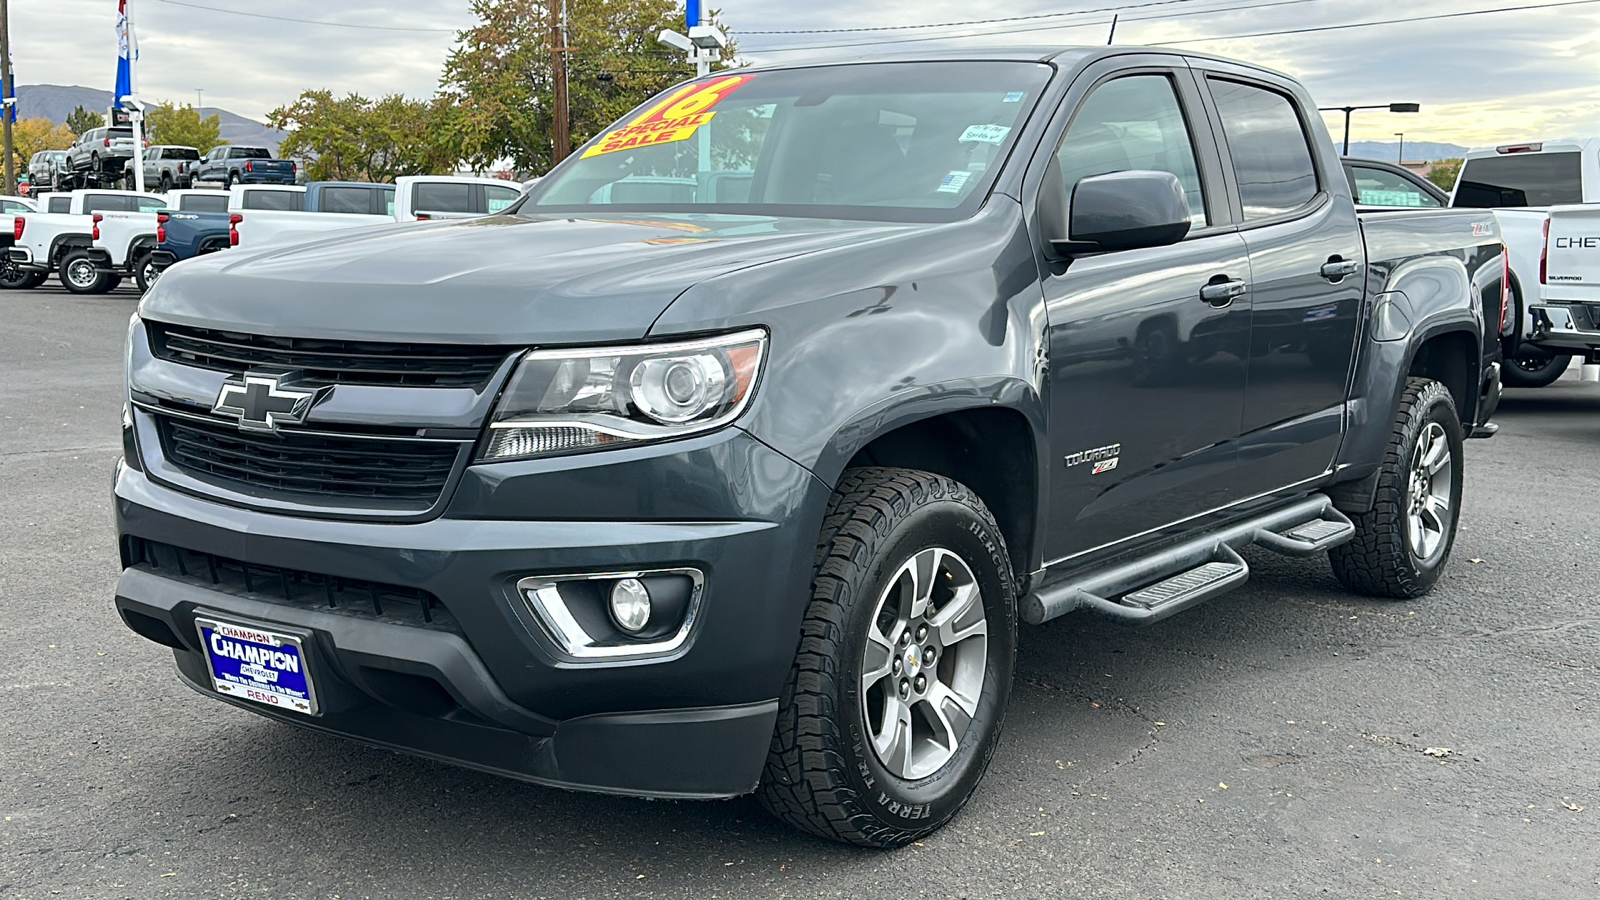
[736,44,1278,75]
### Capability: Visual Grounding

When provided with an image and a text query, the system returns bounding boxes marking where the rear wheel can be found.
[134,253,160,293]
[1502,348,1570,388]
[1329,378,1464,598]
[159,173,172,192]
[59,251,110,294]
[758,468,1016,848]
[1,262,37,289]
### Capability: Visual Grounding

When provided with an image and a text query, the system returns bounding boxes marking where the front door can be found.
[1200,73,1365,492]
[1039,69,1254,562]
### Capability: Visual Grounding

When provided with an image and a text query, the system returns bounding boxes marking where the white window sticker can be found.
[937,171,973,194]
[960,124,1012,145]
[1003,92,1026,103]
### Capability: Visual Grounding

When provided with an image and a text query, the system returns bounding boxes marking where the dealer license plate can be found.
[195,616,319,715]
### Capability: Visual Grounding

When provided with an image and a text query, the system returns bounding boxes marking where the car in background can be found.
[125,145,202,192]
[1450,138,1600,386]
[64,126,140,189]
[193,146,297,187]
[231,176,518,247]
[28,150,70,193]
[1343,158,1448,208]
[7,188,165,292]
[92,190,236,293]
[0,195,37,214]
[1527,203,1600,368]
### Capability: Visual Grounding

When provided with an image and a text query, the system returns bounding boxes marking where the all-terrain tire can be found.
[757,467,1016,848]
[1328,378,1464,598]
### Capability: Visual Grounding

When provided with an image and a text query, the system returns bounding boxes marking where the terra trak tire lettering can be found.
[758,467,1016,848]
[1328,378,1464,599]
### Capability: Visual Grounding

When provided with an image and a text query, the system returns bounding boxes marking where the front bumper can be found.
[1527,304,1600,361]
[112,427,829,799]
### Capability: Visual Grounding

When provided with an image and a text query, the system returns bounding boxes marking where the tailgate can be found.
[1544,204,1600,303]
[250,160,296,176]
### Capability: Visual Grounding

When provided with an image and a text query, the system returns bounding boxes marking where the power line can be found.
[1150,0,1600,43]
[735,0,1220,35]
[744,0,1598,53]
[148,0,459,33]
[745,0,1324,52]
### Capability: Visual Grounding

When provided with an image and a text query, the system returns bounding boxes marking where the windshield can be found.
[527,61,1053,222]
[1452,152,1582,208]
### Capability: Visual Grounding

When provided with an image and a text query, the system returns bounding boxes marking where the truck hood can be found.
[141,213,917,344]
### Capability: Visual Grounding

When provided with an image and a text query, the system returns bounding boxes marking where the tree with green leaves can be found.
[145,103,225,153]
[439,0,735,175]
[65,105,103,136]
[268,90,460,183]
[1426,158,1463,193]
[9,117,75,176]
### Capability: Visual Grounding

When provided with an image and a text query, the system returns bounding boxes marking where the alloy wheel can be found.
[1406,421,1453,561]
[861,547,989,781]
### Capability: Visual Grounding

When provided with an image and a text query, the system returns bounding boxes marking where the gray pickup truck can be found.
[112,47,1503,848]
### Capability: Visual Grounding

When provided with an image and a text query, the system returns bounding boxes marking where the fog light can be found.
[609,578,652,633]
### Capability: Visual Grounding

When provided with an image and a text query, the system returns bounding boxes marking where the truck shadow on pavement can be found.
[160,551,1413,875]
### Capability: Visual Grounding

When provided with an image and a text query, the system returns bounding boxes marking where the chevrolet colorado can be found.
[113,48,1503,848]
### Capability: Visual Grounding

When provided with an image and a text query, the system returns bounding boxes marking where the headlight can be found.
[481,328,767,461]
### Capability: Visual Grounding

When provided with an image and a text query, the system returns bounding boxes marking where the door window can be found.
[1056,74,1207,225]
[485,185,522,213]
[1349,165,1441,207]
[1210,80,1319,219]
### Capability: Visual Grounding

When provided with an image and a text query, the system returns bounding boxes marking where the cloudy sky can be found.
[16,0,1600,151]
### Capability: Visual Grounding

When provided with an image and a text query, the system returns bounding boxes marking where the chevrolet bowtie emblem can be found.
[212,372,329,434]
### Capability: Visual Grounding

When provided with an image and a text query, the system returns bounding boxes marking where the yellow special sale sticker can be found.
[582,75,753,158]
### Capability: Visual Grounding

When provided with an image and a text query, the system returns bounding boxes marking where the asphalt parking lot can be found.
[3,284,1598,899]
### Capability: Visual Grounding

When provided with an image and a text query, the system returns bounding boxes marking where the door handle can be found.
[1200,278,1248,306]
[1321,258,1362,281]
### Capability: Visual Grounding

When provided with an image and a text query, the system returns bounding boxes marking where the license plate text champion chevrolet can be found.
[113,46,1503,848]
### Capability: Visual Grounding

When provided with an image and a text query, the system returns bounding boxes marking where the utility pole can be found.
[1,0,15,197]
[1395,132,1404,164]
[549,0,570,167]
[196,88,203,109]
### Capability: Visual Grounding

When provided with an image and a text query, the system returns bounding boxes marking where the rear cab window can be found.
[1452,152,1582,207]
[179,193,230,213]
[319,187,376,215]
[47,196,71,213]
[1208,79,1319,219]
[232,148,272,160]
[414,182,475,214]
[242,190,305,211]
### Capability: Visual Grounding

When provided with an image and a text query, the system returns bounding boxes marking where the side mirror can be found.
[1053,170,1192,257]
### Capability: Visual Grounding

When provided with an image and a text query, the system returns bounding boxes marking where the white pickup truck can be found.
[1450,138,1600,386]
[1528,203,1600,369]
[232,175,524,248]
[6,189,166,293]
[91,190,234,293]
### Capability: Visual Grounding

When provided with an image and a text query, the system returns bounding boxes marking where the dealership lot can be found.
[2,287,1598,898]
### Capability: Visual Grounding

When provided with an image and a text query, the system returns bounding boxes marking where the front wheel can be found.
[1502,348,1570,388]
[758,468,1016,848]
[1329,378,1464,598]
[59,251,110,294]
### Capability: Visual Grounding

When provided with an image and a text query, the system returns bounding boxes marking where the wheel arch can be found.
[829,401,1045,582]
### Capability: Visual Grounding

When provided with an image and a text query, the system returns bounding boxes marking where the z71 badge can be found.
[1064,443,1121,471]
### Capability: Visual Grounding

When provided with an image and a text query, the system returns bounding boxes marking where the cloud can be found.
[16,0,1600,149]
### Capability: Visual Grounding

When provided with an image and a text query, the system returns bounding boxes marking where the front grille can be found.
[149,322,513,388]
[156,413,460,505]
[124,537,458,632]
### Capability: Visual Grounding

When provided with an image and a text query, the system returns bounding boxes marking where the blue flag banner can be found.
[114,0,133,108]
[3,61,13,124]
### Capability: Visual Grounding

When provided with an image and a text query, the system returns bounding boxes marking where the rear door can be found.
[1195,65,1365,495]
[1035,57,1254,561]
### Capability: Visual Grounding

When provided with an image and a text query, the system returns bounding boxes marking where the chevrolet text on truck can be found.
[114,48,1504,848]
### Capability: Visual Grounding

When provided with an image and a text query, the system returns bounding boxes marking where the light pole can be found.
[1395,133,1404,164]
[196,88,203,109]
[1318,102,1420,156]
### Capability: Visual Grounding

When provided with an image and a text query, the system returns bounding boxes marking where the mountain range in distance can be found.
[16,84,285,153]
[1339,140,1470,162]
